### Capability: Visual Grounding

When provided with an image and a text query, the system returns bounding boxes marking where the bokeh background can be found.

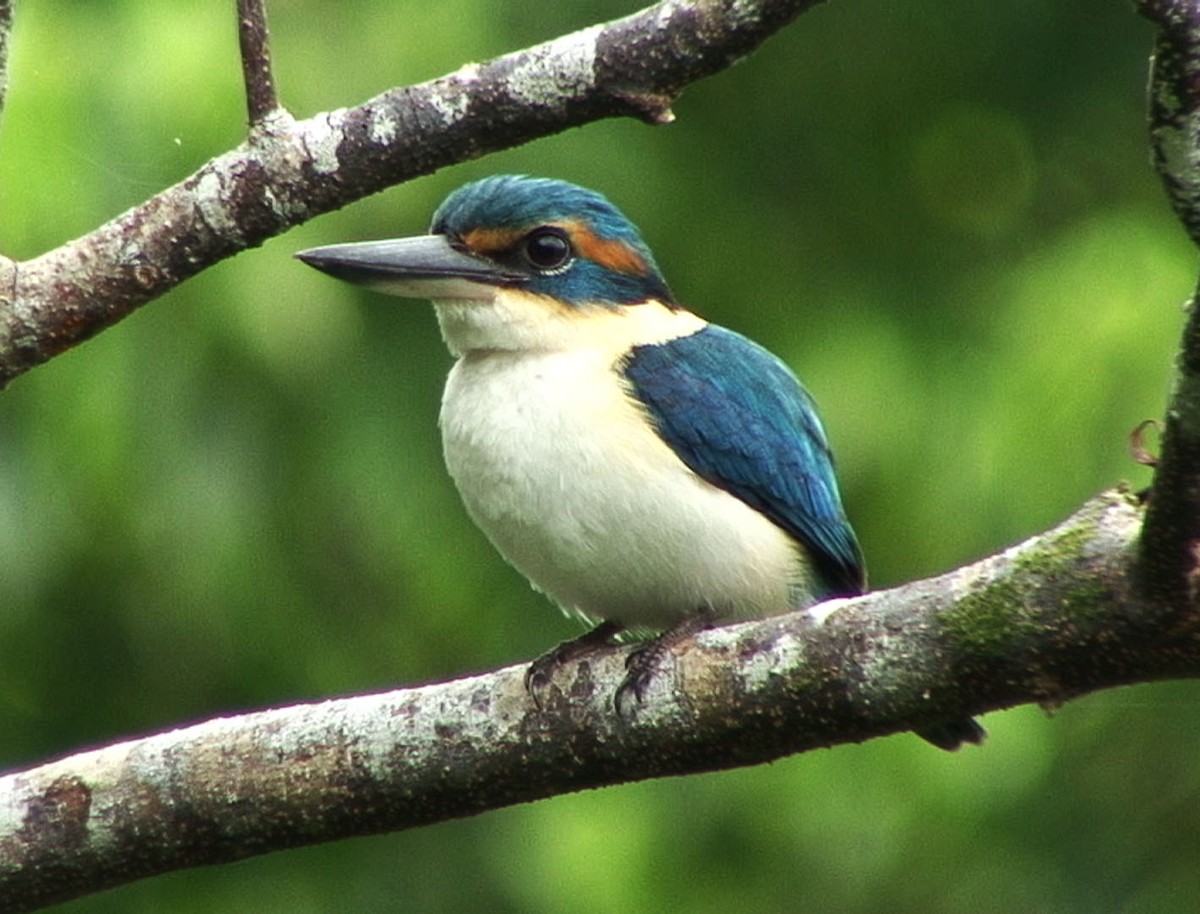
[2,1,1198,912]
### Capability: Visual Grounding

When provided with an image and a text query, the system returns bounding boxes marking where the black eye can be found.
[521,229,573,272]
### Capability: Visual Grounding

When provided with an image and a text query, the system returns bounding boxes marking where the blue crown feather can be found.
[431,175,675,306]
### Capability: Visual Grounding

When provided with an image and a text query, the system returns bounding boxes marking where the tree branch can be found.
[0,0,11,128]
[3,2,1199,910]
[1,491,1193,912]
[0,0,822,389]
[237,0,278,125]
[1136,0,1200,602]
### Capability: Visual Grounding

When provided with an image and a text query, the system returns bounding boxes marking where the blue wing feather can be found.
[622,324,865,598]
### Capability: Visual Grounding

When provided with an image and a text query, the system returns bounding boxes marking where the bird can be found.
[295,174,984,750]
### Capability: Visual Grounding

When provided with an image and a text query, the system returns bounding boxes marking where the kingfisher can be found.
[296,175,983,750]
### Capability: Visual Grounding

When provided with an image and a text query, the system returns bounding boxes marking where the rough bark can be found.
[3,0,1200,910]
[3,492,1190,913]
[1137,0,1200,603]
[0,0,823,388]
[237,0,279,125]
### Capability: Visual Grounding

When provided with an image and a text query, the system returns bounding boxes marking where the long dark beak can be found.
[295,235,525,301]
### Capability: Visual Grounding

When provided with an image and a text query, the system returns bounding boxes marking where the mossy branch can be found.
[4,1,1200,911]
[3,491,1191,912]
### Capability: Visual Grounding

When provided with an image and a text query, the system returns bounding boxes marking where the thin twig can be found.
[237,0,277,125]
[0,1,12,126]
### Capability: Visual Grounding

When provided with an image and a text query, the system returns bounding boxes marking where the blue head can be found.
[431,175,676,306]
[296,175,676,309]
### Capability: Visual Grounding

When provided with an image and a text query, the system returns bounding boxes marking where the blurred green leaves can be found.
[1,1,1198,912]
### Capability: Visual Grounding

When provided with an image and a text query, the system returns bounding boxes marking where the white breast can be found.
[437,323,811,630]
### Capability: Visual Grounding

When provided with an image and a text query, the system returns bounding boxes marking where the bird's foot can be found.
[525,620,624,709]
[614,613,714,718]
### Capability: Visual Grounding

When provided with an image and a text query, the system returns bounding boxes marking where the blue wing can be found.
[622,324,865,597]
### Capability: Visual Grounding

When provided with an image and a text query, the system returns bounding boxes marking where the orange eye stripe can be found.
[460,226,525,255]
[460,222,648,277]
[559,221,648,276]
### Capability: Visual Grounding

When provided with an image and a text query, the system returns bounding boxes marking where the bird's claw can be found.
[523,620,624,710]
[526,616,710,717]
[524,651,566,710]
[613,613,713,717]
[613,644,659,717]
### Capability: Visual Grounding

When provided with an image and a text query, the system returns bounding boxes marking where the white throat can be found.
[431,290,706,356]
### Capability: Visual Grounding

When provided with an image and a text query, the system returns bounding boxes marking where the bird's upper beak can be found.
[294,235,525,301]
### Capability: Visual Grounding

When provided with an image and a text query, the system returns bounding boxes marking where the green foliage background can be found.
[2,1,1198,911]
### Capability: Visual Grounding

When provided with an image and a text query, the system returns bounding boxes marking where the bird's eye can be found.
[521,229,573,272]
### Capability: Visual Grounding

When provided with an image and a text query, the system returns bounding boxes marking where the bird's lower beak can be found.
[295,235,524,301]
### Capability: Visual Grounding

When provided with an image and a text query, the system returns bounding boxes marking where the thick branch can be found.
[237,0,278,124]
[1136,0,1200,600]
[2,491,1193,912]
[0,0,822,388]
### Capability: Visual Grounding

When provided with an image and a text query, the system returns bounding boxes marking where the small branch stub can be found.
[238,0,278,124]
[1130,419,1161,467]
